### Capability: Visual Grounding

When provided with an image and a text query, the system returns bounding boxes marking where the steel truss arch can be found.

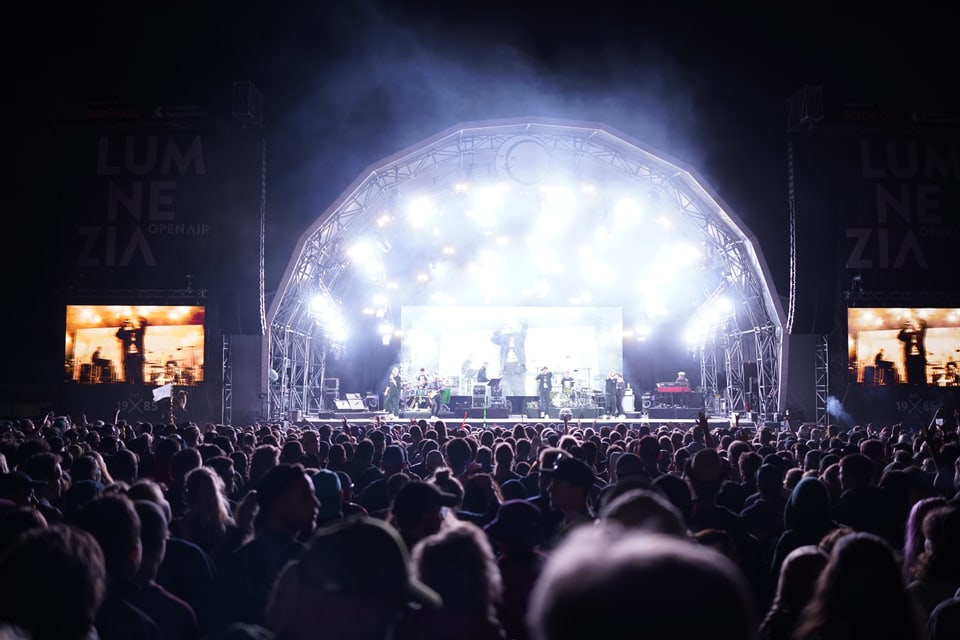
[266,119,786,421]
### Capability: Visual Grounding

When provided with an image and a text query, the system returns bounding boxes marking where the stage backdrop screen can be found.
[847,307,960,387]
[400,305,623,397]
[66,305,205,386]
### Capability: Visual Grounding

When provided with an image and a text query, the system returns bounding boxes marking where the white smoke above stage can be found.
[826,395,854,427]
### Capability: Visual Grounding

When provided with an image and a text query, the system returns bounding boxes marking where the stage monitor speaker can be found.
[451,396,472,411]
[334,400,350,410]
[364,395,379,410]
[345,393,365,410]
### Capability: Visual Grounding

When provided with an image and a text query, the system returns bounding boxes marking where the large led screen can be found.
[847,307,960,387]
[400,306,623,397]
[66,305,205,386]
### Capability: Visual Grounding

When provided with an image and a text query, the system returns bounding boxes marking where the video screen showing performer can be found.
[65,305,205,386]
[848,308,960,387]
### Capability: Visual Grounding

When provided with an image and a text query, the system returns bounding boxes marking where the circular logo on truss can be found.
[495,135,552,185]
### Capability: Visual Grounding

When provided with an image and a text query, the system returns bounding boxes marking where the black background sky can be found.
[6,1,953,393]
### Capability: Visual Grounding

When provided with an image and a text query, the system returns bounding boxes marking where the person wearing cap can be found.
[0,470,47,507]
[388,480,459,552]
[311,468,344,528]
[604,370,618,418]
[20,452,65,524]
[266,516,441,640]
[536,366,553,419]
[525,448,568,544]
[542,457,597,549]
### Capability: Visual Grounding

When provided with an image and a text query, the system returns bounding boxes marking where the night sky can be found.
[7,2,953,397]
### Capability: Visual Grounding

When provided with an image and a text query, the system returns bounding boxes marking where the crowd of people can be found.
[1,408,959,640]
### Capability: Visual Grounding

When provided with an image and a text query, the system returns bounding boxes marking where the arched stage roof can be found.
[265,119,787,421]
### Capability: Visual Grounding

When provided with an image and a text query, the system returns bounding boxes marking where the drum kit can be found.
[551,382,601,409]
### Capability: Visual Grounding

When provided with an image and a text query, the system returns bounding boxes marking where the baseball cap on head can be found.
[0,471,46,497]
[311,469,342,519]
[298,516,441,608]
[391,481,459,520]
[485,499,543,548]
[542,457,595,490]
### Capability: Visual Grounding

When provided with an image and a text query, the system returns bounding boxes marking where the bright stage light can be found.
[348,241,374,263]
[408,196,434,228]
[612,197,641,229]
[586,260,615,284]
[475,185,507,212]
[634,324,653,341]
[671,242,701,265]
[405,329,437,359]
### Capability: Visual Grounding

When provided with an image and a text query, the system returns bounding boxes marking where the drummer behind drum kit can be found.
[551,380,601,409]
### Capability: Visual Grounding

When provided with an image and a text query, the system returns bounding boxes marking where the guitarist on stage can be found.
[427,373,445,417]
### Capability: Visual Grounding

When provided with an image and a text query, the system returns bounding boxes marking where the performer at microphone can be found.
[605,370,618,417]
[614,372,626,418]
[384,367,401,417]
[897,317,928,385]
[536,366,553,419]
[116,316,148,385]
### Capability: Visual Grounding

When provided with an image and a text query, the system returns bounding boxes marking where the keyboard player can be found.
[656,371,693,408]
[873,349,895,385]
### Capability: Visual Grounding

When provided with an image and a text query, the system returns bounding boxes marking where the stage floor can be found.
[299,410,744,431]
